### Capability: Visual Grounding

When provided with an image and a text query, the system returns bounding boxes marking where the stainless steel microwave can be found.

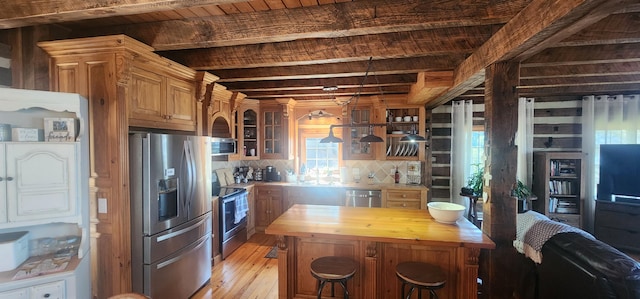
[211,137,236,155]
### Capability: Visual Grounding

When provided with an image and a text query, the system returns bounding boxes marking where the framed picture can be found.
[44,118,76,142]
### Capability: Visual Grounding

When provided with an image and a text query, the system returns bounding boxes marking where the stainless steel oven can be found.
[217,187,248,259]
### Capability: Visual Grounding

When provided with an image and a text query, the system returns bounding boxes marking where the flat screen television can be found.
[598,144,640,203]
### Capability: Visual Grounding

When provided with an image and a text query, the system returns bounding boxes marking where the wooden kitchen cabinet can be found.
[384,106,426,161]
[234,100,260,160]
[39,35,218,298]
[343,106,376,160]
[259,99,295,160]
[384,188,426,209]
[128,67,197,131]
[245,185,256,239]
[255,185,283,231]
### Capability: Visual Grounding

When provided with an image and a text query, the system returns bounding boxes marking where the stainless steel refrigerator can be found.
[129,132,212,299]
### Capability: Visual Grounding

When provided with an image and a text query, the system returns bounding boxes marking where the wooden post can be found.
[482,61,520,298]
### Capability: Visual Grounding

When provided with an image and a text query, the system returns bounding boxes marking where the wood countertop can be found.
[265,204,495,249]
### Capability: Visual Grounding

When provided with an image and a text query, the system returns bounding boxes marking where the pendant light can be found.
[319,57,386,143]
[319,125,343,143]
[400,124,427,143]
[360,125,384,143]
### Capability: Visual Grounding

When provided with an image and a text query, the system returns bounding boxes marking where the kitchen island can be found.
[265,204,495,299]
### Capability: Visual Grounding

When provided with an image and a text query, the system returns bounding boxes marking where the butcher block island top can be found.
[266,205,495,299]
[266,204,494,248]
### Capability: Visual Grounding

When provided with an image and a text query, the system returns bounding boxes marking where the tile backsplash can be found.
[212,159,423,185]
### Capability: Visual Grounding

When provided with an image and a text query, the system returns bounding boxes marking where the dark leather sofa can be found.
[520,232,640,299]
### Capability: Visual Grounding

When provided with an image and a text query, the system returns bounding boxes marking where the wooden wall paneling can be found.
[533,100,583,152]
[482,61,520,297]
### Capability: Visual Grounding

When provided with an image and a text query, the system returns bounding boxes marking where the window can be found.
[470,129,485,173]
[302,137,341,181]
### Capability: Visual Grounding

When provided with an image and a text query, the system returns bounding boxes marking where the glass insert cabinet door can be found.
[263,110,282,155]
[243,109,258,157]
[344,107,375,160]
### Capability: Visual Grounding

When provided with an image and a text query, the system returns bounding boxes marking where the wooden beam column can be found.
[481,61,520,298]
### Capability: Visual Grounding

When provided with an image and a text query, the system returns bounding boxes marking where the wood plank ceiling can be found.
[1,0,639,107]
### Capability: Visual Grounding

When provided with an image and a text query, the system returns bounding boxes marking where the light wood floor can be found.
[192,233,279,299]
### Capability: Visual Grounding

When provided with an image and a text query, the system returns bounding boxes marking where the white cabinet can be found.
[0,288,28,299]
[0,280,65,299]
[0,88,90,299]
[30,280,65,299]
[3,143,77,223]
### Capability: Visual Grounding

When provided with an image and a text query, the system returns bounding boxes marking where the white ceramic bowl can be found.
[394,116,402,122]
[427,202,465,224]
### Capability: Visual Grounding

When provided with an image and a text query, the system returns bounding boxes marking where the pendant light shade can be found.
[360,125,384,143]
[400,124,427,142]
[319,127,343,143]
[399,134,427,143]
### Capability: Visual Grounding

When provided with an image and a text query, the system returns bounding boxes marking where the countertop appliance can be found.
[264,166,280,182]
[129,132,212,299]
[345,189,382,207]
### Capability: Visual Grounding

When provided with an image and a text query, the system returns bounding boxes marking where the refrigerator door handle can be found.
[182,140,196,214]
[156,214,208,242]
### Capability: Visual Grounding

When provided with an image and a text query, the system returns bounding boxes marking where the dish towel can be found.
[234,192,249,224]
[513,210,594,264]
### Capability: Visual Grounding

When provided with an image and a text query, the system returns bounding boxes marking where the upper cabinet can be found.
[343,105,376,160]
[384,106,426,161]
[233,99,260,160]
[260,99,295,160]
[128,64,197,131]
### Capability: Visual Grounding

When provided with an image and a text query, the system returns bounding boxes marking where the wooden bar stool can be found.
[310,256,357,299]
[396,261,446,299]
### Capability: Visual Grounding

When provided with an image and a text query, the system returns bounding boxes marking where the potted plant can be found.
[461,164,484,197]
[513,180,537,212]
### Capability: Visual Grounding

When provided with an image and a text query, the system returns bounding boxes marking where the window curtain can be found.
[516,97,535,186]
[450,100,474,208]
[581,94,640,232]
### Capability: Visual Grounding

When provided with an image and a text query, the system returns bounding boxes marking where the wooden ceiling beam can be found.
[161,27,489,69]
[523,43,640,66]
[243,85,410,98]
[0,0,246,29]
[521,61,640,78]
[518,82,640,96]
[521,74,640,86]
[212,56,463,82]
[221,74,416,91]
[556,13,640,46]
[75,0,528,50]
[421,0,635,108]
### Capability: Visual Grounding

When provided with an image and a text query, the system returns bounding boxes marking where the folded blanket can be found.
[513,211,594,264]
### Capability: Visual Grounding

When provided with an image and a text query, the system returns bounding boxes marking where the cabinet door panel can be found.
[6,143,77,222]
[129,67,165,122]
[166,78,196,126]
[0,288,28,299]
